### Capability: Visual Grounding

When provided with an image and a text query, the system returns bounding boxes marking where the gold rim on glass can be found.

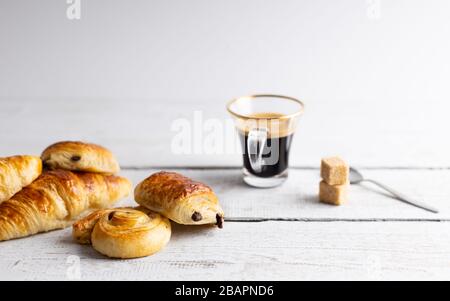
[226,94,305,120]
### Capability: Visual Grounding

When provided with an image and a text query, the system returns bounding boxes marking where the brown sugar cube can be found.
[321,156,349,185]
[319,180,348,205]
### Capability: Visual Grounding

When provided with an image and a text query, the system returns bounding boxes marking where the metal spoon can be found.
[349,167,439,214]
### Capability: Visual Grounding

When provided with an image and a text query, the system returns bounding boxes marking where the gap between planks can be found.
[225,217,450,223]
[119,166,449,222]
[121,166,450,171]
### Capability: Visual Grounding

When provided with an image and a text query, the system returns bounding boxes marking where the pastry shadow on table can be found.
[169,222,218,240]
[56,221,218,260]
[57,233,107,260]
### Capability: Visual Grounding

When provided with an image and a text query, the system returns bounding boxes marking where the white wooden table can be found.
[0,98,449,281]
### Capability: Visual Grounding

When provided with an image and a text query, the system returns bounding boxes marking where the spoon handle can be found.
[364,179,439,214]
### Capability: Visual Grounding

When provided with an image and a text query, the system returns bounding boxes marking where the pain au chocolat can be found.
[134,171,224,228]
[41,141,120,174]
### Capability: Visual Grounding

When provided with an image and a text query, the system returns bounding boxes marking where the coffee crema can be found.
[235,112,296,139]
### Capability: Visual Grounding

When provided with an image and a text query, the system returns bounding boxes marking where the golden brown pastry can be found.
[135,171,224,228]
[0,169,132,241]
[41,141,120,174]
[72,207,171,259]
[0,155,42,203]
[73,206,150,244]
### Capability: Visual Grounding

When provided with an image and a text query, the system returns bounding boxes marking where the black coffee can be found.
[239,132,293,178]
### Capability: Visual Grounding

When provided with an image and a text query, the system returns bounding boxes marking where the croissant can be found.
[0,155,42,203]
[135,171,224,228]
[0,169,132,241]
[41,141,120,174]
[73,207,171,258]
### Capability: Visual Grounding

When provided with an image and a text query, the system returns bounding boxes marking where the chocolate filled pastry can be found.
[0,155,42,203]
[41,141,120,174]
[72,207,171,259]
[134,171,224,228]
[0,169,132,241]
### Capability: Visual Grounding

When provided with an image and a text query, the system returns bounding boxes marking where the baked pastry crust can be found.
[73,207,171,259]
[41,141,120,174]
[0,155,42,203]
[134,171,224,227]
[0,169,131,241]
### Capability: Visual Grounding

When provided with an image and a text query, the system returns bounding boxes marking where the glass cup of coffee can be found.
[227,94,304,188]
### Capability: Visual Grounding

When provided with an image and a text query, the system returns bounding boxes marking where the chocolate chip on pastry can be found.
[134,171,224,228]
[72,207,171,259]
[0,155,42,203]
[0,169,132,241]
[41,141,120,174]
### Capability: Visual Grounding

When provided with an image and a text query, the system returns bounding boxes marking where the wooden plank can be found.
[0,98,448,168]
[0,221,449,280]
[117,168,450,220]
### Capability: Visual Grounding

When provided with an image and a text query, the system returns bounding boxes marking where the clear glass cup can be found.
[227,94,305,188]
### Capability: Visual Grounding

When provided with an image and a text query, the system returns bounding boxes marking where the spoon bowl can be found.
[349,167,364,184]
[349,166,438,214]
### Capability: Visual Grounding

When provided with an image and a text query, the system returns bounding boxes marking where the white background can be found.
[1,0,450,167]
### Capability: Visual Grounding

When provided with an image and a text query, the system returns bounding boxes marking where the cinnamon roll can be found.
[73,207,171,259]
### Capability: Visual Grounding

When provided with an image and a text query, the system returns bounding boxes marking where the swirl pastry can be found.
[41,141,120,174]
[135,171,224,228]
[0,155,42,203]
[0,169,132,241]
[73,207,171,258]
